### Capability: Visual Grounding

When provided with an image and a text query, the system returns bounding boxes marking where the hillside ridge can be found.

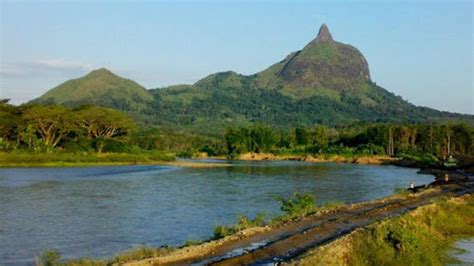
[33,24,473,130]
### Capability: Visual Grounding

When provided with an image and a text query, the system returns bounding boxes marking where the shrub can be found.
[101,139,130,153]
[275,192,316,218]
[213,225,236,239]
[235,213,266,231]
[40,249,61,266]
[176,149,194,158]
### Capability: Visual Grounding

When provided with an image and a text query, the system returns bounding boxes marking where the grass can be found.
[295,194,474,266]
[38,246,174,266]
[398,153,439,168]
[213,213,266,239]
[0,150,175,167]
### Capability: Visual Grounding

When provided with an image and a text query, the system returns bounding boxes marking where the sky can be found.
[0,0,472,114]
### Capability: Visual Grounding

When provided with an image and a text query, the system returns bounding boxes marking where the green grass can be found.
[351,196,474,265]
[38,246,174,266]
[397,153,439,167]
[0,151,175,167]
[300,195,474,266]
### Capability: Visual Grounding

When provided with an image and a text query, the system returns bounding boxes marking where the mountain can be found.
[34,25,473,131]
[35,68,153,110]
[256,24,371,98]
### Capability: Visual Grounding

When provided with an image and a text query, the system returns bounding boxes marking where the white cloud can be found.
[0,59,94,78]
[30,59,93,72]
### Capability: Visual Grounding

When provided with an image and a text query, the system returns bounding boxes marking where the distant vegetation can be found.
[0,100,176,165]
[220,123,473,165]
[35,68,153,111]
[1,99,472,167]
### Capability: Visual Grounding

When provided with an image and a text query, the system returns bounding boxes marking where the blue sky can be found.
[1,0,472,114]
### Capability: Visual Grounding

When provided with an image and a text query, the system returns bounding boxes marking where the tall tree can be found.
[22,105,73,151]
[74,106,135,152]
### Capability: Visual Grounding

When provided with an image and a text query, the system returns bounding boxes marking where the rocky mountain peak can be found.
[314,24,333,43]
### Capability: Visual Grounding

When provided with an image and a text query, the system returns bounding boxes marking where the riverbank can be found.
[0,151,405,168]
[0,152,232,168]
[47,176,470,266]
[234,152,398,165]
[126,181,472,265]
[0,153,231,168]
[0,149,444,169]
[0,151,175,168]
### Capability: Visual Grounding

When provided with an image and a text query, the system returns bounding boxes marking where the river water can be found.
[0,160,434,264]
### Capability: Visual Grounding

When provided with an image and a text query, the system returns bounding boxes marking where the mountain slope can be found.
[36,68,153,110]
[145,24,472,130]
[256,24,371,99]
[34,25,473,131]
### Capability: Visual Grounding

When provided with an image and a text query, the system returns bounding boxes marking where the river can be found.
[0,160,434,265]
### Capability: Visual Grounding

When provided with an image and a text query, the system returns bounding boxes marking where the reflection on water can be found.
[0,161,434,264]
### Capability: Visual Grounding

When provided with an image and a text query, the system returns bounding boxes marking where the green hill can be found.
[36,68,153,111]
[34,25,473,131]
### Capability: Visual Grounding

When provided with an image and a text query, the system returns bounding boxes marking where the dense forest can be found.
[2,100,472,168]
[220,123,473,161]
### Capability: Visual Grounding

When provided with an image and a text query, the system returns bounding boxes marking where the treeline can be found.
[2,100,473,162]
[220,123,473,160]
[0,100,220,155]
[0,100,136,153]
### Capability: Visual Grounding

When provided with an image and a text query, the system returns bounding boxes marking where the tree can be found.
[311,125,329,148]
[295,127,310,146]
[439,125,453,158]
[451,123,473,156]
[0,100,23,149]
[74,106,135,152]
[22,105,74,151]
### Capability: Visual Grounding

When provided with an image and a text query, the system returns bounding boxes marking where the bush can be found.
[100,139,130,153]
[40,250,61,266]
[235,213,266,231]
[176,149,194,158]
[62,137,93,153]
[275,192,316,218]
[213,225,236,239]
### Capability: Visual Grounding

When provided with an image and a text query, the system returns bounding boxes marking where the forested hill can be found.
[34,25,473,131]
[35,68,153,111]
